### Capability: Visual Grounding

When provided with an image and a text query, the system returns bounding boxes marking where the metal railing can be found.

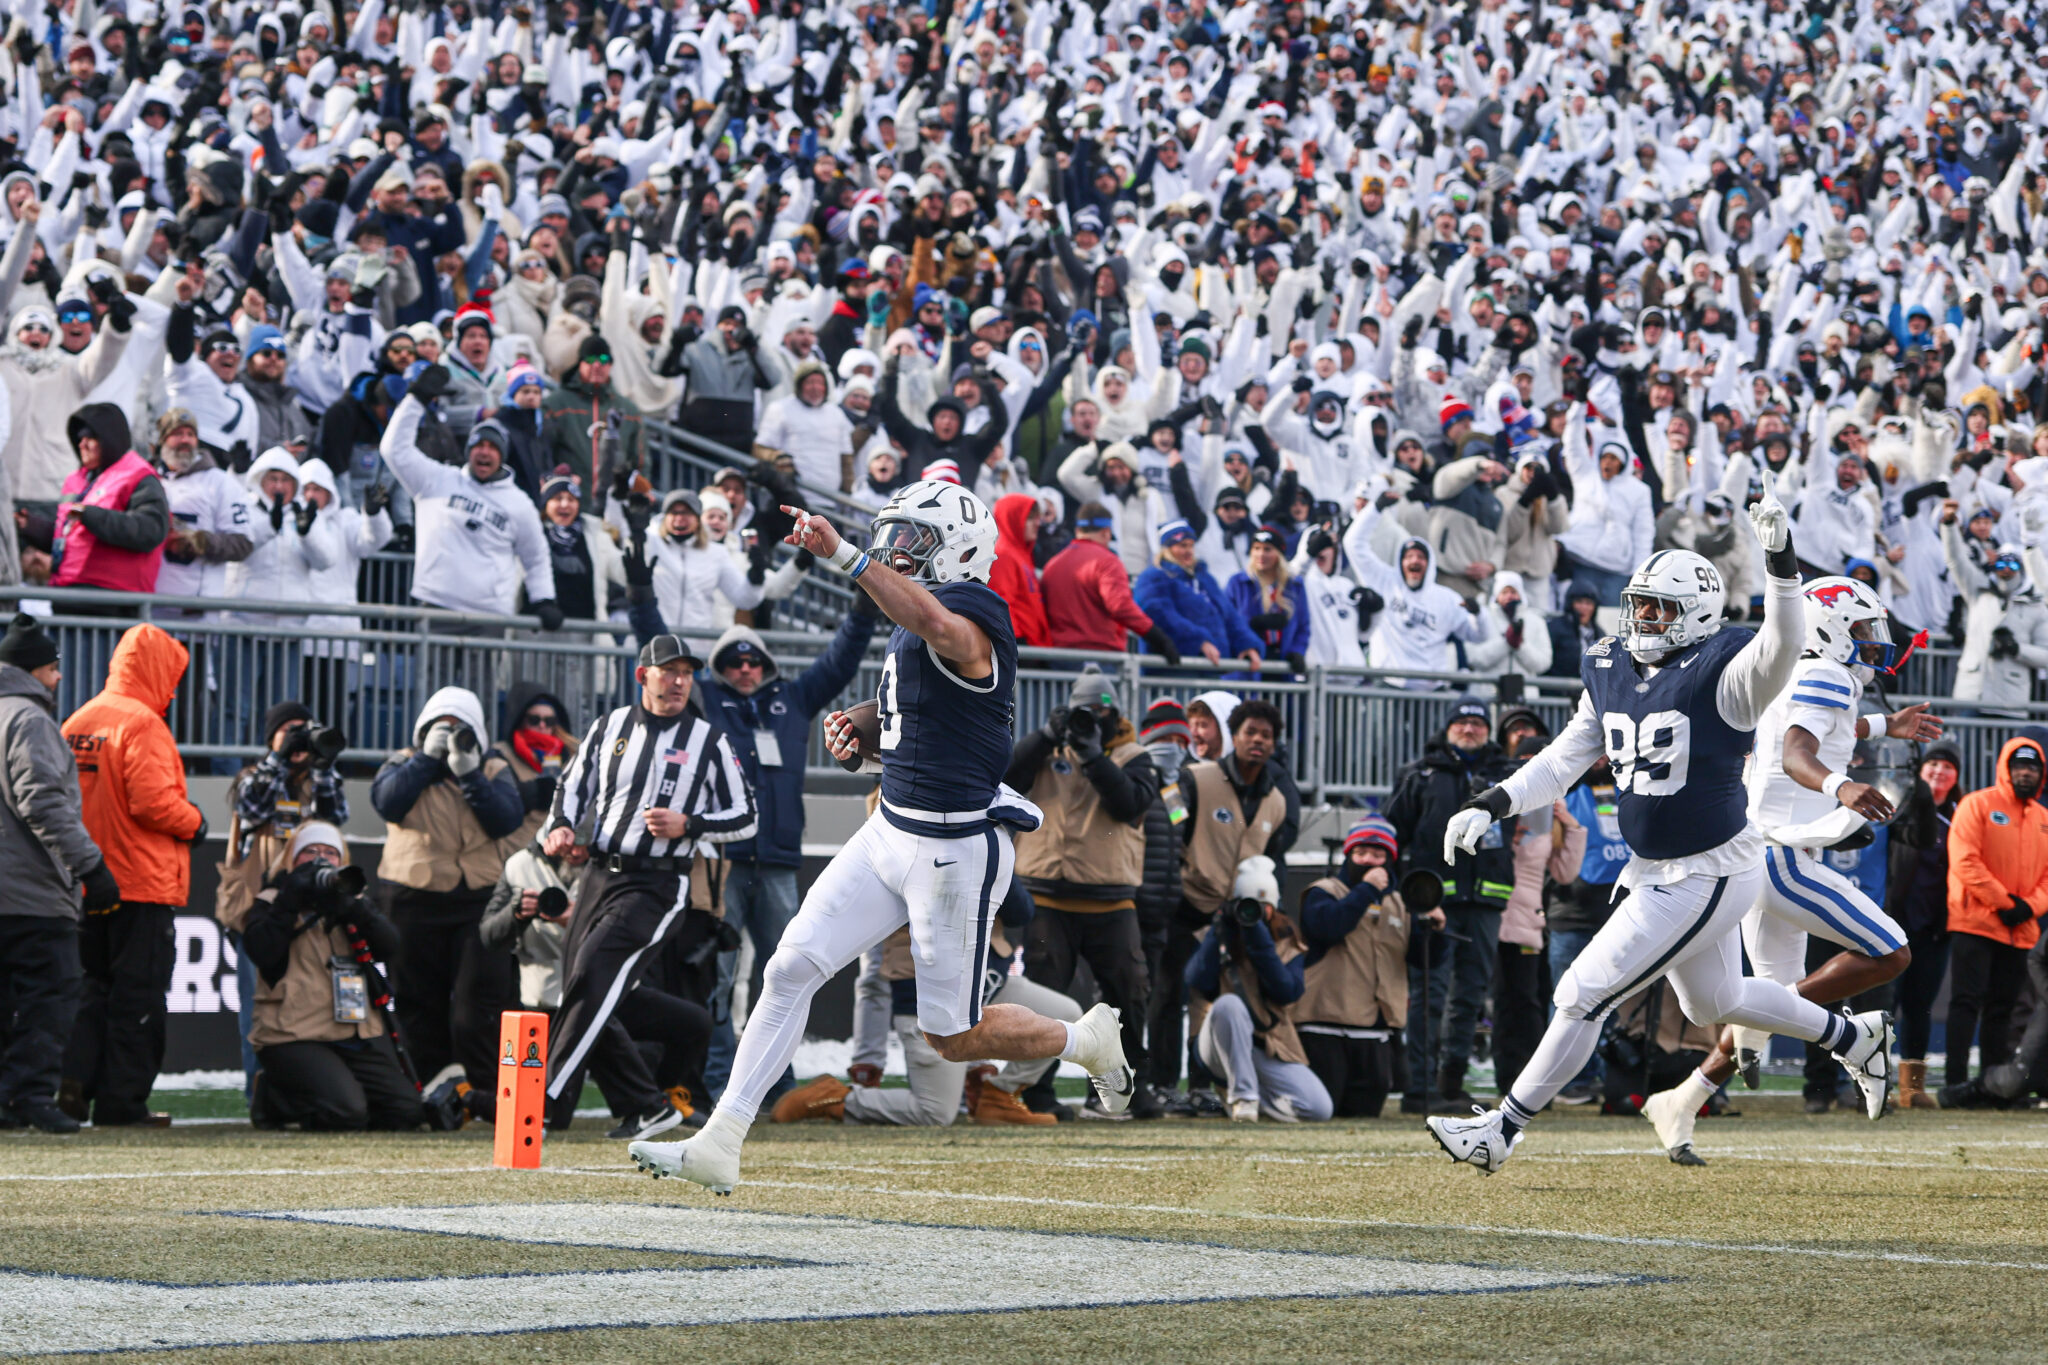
[9,583,2039,797]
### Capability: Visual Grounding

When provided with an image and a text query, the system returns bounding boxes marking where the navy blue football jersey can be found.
[1579,626,1753,860]
[878,580,1017,817]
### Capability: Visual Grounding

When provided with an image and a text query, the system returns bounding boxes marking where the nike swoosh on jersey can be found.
[1679,654,1700,668]
[934,858,958,868]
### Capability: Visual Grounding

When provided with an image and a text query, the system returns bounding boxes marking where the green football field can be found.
[4,1094,2046,1362]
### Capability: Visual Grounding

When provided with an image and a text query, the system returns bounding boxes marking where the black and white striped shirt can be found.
[551,706,757,858]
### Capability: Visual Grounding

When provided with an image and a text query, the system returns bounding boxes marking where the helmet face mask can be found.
[1619,550,1725,661]
[1805,575,1907,674]
[870,480,998,585]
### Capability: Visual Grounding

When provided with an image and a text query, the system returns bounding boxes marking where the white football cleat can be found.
[1730,1025,1769,1090]
[1228,1098,1259,1122]
[630,1131,740,1195]
[1642,1086,1708,1166]
[1425,1106,1520,1175]
[1831,1009,1895,1120]
[1067,1003,1136,1115]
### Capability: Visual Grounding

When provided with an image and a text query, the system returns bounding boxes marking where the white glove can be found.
[422,721,455,760]
[447,725,482,777]
[479,181,506,221]
[354,252,389,292]
[1748,467,1788,553]
[1443,808,1494,863]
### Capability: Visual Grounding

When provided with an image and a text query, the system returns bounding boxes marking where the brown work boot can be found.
[666,1085,696,1119]
[975,1083,1057,1126]
[771,1075,850,1123]
[962,1063,997,1115]
[1896,1058,1939,1110]
[846,1063,883,1089]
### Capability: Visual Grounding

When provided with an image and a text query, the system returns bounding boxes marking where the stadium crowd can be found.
[3,0,2048,1131]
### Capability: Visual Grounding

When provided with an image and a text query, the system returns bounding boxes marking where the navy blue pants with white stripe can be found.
[544,867,684,1125]
[1502,863,1844,1122]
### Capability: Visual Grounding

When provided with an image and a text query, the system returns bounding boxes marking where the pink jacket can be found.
[1504,803,1586,948]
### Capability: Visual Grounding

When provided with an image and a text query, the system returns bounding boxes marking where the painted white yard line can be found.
[4,1203,1629,1354]
[617,1175,2048,1273]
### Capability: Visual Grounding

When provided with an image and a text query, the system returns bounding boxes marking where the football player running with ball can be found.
[630,481,1135,1193]
[1640,576,1941,1163]
[1427,474,1894,1175]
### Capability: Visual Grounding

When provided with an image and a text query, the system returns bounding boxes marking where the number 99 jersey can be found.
[1580,627,1755,861]
[876,580,1019,822]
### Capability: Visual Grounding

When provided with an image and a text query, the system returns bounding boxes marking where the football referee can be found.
[541,635,757,1135]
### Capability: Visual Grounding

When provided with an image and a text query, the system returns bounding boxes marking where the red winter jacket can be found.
[1042,536,1153,651]
[991,494,1049,646]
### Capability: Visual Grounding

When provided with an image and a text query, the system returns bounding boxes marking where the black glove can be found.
[1351,255,1372,279]
[1065,707,1104,762]
[1303,526,1336,560]
[1291,373,1314,394]
[1038,706,1070,747]
[1284,651,1306,676]
[267,498,286,532]
[1998,895,2035,927]
[623,537,655,588]
[1142,624,1183,666]
[407,364,453,401]
[1351,585,1384,617]
[531,599,566,632]
[1991,625,2020,660]
[1401,316,1424,347]
[294,500,317,535]
[80,861,121,913]
[187,808,209,842]
[364,481,391,516]
[90,275,138,332]
[519,774,558,813]
[1248,610,1288,633]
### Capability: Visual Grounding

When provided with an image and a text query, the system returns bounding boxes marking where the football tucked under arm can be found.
[827,700,884,775]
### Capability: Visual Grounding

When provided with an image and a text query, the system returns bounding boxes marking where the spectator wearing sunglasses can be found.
[166,303,262,468]
[3,209,136,505]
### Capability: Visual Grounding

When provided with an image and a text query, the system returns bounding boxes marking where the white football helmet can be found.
[870,479,998,585]
[1619,549,1727,661]
[1804,575,1902,673]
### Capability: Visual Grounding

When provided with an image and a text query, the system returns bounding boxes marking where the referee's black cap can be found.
[638,634,704,669]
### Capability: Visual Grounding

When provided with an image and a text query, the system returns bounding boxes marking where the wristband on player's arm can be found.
[1820,771,1849,801]
[823,539,871,579]
[1460,786,1513,821]
[1764,529,1799,581]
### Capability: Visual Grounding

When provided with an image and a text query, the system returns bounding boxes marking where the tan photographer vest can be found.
[1294,876,1411,1029]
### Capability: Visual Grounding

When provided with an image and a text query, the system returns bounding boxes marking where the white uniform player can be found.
[1426,477,1895,1176]
[630,482,1135,1194]
[1642,576,1938,1162]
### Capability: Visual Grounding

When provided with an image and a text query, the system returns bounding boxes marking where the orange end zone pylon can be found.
[493,1010,549,1169]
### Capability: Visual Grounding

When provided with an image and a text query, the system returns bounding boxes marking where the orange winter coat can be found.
[1946,736,2048,951]
[62,624,203,906]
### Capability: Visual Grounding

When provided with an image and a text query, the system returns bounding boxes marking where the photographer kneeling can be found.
[1185,856,1334,1123]
[242,824,426,1131]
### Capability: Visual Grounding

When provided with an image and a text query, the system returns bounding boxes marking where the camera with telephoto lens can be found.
[312,864,368,898]
[1400,868,1444,913]
[1229,896,1265,928]
[283,721,348,765]
[1065,707,1099,744]
[535,886,569,920]
[450,725,479,756]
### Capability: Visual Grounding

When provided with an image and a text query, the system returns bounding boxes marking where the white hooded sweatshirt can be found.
[1342,502,1489,686]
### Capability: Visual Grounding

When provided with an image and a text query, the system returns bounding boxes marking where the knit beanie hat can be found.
[0,613,59,673]
[1343,815,1399,858]
[1140,697,1191,745]
[1440,394,1474,433]
[1068,663,1117,712]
